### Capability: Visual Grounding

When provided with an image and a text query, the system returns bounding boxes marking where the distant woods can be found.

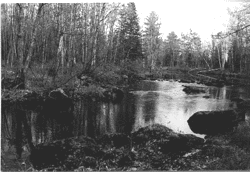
[1,3,250,77]
[1,3,142,77]
[161,2,250,73]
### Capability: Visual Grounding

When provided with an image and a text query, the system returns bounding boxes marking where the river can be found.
[2,80,250,151]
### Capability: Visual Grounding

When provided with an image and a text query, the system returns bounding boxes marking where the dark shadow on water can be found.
[2,81,250,159]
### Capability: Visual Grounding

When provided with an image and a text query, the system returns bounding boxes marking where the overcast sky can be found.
[136,0,241,41]
[4,0,241,41]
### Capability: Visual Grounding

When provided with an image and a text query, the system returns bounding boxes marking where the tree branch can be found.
[212,24,250,39]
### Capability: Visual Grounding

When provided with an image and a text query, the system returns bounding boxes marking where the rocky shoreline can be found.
[15,122,248,171]
[2,68,250,171]
[25,124,205,171]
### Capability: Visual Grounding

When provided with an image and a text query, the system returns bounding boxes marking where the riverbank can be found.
[143,67,250,87]
[3,66,250,106]
[1,62,138,107]
[2,123,250,171]
[2,66,250,171]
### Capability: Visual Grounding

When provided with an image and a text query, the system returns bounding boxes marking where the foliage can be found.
[1,3,147,90]
[230,121,250,151]
[164,31,181,67]
[206,146,250,170]
[157,30,210,70]
[76,84,105,98]
[91,63,123,86]
[180,29,204,68]
[211,3,250,73]
[143,11,161,72]
[26,62,78,92]
[116,3,143,63]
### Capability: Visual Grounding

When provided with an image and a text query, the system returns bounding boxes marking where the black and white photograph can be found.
[1,1,250,171]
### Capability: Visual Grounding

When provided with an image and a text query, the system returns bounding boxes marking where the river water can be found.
[2,80,250,151]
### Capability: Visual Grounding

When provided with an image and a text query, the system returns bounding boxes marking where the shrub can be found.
[76,84,105,98]
[230,121,250,151]
[90,63,124,86]
[207,146,250,170]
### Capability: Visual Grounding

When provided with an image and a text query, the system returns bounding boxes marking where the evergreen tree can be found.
[117,2,142,63]
[166,31,180,67]
[181,29,202,68]
[143,11,161,71]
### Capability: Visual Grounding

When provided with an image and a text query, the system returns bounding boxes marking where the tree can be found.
[165,31,180,67]
[210,2,250,73]
[226,3,250,73]
[24,3,46,73]
[180,29,202,68]
[116,2,142,63]
[143,11,161,72]
[1,3,144,89]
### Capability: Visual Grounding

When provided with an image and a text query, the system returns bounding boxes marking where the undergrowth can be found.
[206,120,250,170]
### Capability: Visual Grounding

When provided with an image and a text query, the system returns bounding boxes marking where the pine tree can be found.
[143,11,161,72]
[117,2,142,63]
[166,31,180,67]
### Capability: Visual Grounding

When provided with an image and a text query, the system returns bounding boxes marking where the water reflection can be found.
[2,80,250,156]
[130,81,249,137]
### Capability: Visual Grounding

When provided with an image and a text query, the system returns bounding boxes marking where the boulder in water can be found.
[188,109,246,135]
[183,85,206,94]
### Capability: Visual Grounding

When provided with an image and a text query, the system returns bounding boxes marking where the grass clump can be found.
[206,146,250,170]
[230,121,250,151]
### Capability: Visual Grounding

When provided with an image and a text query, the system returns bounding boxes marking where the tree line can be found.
[1,3,250,79]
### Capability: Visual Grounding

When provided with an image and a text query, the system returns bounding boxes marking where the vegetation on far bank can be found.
[1,3,250,94]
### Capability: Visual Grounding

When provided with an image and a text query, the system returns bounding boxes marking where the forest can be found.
[1,2,250,172]
[1,3,250,89]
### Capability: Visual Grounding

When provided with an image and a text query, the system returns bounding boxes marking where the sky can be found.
[3,0,241,42]
[135,0,241,41]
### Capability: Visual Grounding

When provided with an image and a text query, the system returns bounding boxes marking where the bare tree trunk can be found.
[202,52,211,69]
[67,4,73,68]
[114,29,120,64]
[82,3,88,64]
[42,38,46,69]
[217,46,222,69]
[56,4,62,71]
[108,20,115,62]
[24,3,45,73]
[16,3,24,70]
[61,39,65,74]
[91,3,106,67]
[57,34,64,71]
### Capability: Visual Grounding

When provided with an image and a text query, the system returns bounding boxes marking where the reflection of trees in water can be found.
[70,94,137,137]
[208,86,246,100]
[1,105,35,159]
[142,92,158,123]
[1,81,161,158]
[143,99,155,122]
[72,98,99,138]
[115,92,136,134]
[34,98,74,142]
[1,107,16,152]
[1,99,75,158]
[183,99,197,115]
[72,97,135,138]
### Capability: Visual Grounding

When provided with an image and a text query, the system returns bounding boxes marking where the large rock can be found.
[132,124,204,154]
[183,85,206,94]
[188,109,246,135]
